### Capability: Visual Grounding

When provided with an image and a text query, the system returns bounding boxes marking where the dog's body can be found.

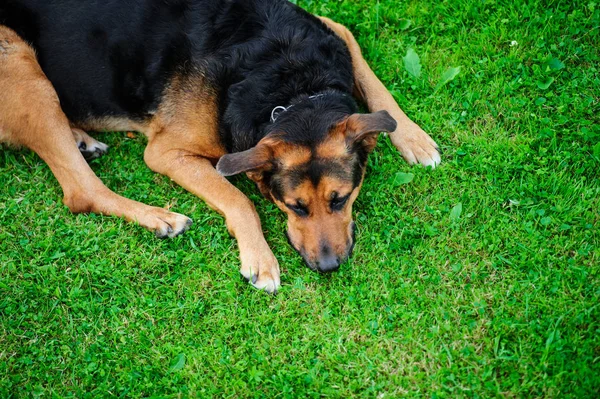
[0,0,440,293]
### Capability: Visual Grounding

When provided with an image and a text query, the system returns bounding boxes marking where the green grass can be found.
[1,0,599,397]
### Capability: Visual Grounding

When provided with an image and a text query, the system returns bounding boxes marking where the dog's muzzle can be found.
[287,222,356,273]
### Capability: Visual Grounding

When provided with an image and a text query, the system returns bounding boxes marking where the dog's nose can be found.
[316,244,340,273]
[316,254,340,273]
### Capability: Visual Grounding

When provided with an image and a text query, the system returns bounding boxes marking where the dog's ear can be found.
[345,110,397,152]
[216,138,276,177]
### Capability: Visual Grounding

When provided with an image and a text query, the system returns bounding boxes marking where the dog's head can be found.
[217,94,396,272]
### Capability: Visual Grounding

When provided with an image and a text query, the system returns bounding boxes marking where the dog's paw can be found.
[147,208,193,238]
[239,243,281,294]
[389,124,441,168]
[72,128,109,161]
[79,139,109,161]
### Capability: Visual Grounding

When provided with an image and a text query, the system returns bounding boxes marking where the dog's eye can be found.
[330,194,350,212]
[286,203,309,217]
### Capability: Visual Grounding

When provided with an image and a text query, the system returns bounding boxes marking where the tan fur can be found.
[314,123,350,160]
[271,142,312,167]
[74,117,149,133]
[318,17,441,168]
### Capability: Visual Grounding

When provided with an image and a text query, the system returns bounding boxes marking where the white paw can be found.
[150,209,193,238]
[239,243,281,294]
[72,128,109,161]
[389,124,441,168]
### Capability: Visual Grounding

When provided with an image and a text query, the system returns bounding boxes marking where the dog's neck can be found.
[270,93,327,123]
[222,73,357,152]
[269,91,354,123]
[260,90,358,147]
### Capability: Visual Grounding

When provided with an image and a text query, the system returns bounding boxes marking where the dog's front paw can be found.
[389,123,441,168]
[146,208,193,238]
[239,242,281,294]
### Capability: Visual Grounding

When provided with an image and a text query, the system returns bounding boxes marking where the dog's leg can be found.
[144,134,280,293]
[318,17,441,168]
[0,26,192,237]
[71,128,109,161]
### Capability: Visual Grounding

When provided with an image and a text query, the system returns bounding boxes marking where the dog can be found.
[0,0,440,293]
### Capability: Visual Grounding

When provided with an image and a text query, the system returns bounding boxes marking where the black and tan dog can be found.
[0,0,440,293]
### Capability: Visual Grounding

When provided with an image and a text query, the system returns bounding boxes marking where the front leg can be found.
[144,140,280,294]
[318,16,441,168]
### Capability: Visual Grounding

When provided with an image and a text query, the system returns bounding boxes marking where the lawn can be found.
[1,0,599,397]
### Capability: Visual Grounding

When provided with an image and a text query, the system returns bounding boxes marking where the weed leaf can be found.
[169,353,186,373]
[536,77,555,90]
[403,48,421,79]
[540,217,552,226]
[435,66,461,91]
[450,203,463,221]
[547,58,565,71]
[398,19,412,30]
[394,172,414,186]
[593,142,600,159]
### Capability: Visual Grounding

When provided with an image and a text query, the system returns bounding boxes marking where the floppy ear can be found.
[216,138,277,177]
[345,110,397,152]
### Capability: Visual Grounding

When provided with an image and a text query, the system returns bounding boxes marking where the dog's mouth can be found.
[286,222,356,273]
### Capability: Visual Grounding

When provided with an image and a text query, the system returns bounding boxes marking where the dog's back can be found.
[0,0,353,151]
[1,0,218,122]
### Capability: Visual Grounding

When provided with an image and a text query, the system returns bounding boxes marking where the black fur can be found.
[0,0,357,153]
[267,91,358,147]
